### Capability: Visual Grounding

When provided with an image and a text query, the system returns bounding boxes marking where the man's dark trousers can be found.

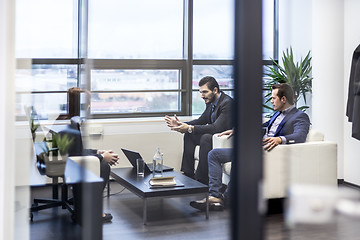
[181,132,213,184]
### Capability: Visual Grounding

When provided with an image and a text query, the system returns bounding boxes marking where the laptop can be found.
[121,148,174,173]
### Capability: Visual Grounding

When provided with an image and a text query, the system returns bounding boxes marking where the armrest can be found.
[195,133,233,161]
[287,141,337,186]
[263,141,338,199]
[68,156,100,177]
[263,144,291,198]
[212,134,233,149]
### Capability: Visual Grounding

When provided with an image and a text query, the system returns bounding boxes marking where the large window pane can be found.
[193,0,234,59]
[16,65,77,92]
[15,0,77,58]
[88,0,183,59]
[15,65,77,119]
[263,0,275,59]
[91,92,180,114]
[16,93,67,119]
[192,65,234,89]
[91,69,180,91]
[90,69,181,114]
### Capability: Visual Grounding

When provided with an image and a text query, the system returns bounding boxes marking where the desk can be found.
[110,168,209,225]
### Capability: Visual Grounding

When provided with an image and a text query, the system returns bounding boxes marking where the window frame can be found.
[16,0,279,120]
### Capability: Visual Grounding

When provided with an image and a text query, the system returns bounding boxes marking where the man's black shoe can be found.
[190,196,224,211]
[103,213,113,223]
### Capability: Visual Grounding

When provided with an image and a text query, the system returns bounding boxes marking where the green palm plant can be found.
[30,117,40,141]
[52,133,74,156]
[41,133,74,157]
[264,47,313,112]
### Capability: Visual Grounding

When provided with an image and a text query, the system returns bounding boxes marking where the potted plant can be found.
[30,117,40,141]
[40,133,74,160]
[264,47,313,112]
[27,107,40,141]
[38,133,74,176]
[52,133,74,158]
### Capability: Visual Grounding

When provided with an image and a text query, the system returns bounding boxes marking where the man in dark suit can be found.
[165,76,233,184]
[190,83,310,211]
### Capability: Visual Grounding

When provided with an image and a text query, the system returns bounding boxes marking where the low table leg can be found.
[143,198,147,225]
[206,195,209,219]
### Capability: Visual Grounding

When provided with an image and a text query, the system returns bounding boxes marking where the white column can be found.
[0,0,15,239]
[312,0,344,179]
[279,0,313,57]
[279,0,345,179]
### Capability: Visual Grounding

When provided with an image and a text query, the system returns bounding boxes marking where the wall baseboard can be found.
[342,180,360,190]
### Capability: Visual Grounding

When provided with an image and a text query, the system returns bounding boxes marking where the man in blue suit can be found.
[262,83,310,150]
[190,83,310,211]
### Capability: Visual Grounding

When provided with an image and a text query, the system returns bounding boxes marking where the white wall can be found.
[279,0,345,179]
[279,0,313,57]
[343,0,360,185]
[311,0,344,179]
[84,118,185,171]
[0,0,16,239]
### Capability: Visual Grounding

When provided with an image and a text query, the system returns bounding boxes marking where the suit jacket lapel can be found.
[212,93,225,121]
[268,111,281,129]
[274,108,298,136]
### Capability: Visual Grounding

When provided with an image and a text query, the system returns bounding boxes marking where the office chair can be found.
[29,101,82,221]
[30,140,74,221]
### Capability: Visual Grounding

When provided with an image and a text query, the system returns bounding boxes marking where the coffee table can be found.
[110,167,209,225]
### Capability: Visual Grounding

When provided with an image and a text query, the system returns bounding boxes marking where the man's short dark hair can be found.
[272,83,295,105]
[199,76,220,92]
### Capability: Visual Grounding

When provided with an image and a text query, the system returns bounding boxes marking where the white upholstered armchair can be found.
[212,129,338,199]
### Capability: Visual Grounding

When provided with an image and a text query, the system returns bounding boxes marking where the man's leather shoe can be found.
[190,196,224,211]
[103,213,113,223]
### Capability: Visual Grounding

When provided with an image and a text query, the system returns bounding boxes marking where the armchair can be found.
[212,129,338,199]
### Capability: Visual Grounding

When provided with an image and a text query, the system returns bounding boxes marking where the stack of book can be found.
[149,176,176,187]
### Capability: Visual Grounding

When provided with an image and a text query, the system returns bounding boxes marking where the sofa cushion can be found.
[306,129,324,142]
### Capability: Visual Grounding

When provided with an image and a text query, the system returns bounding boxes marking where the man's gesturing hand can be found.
[165,114,181,128]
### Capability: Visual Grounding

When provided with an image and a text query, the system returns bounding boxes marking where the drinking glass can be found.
[136,158,145,177]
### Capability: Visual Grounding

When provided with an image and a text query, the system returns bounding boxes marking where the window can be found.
[15,0,78,58]
[15,65,77,118]
[88,0,183,59]
[263,0,275,60]
[90,69,181,114]
[15,0,278,119]
[193,0,234,60]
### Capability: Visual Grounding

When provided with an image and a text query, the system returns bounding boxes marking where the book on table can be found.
[147,176,185,188]
[149,176,176,186]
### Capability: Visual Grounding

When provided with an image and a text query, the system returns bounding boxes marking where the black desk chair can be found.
[30,141,74,221]
[30,116,108,222]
